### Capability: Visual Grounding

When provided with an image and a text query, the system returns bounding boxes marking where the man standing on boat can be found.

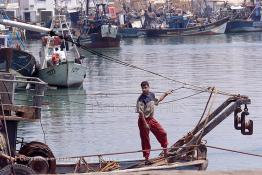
[136,81,172,165]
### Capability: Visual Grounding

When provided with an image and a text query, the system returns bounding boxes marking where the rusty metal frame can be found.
[0,73,47,120]
[170,96,251,157]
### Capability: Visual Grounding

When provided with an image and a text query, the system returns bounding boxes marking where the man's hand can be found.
[157,89,174,104]
[139,113,150,129]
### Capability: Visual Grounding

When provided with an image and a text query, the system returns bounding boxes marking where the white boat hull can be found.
[38,62,86,88]
[210,22,227,34]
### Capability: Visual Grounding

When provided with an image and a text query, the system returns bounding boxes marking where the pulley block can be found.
[234,104,253,135]
[234,106,242,130]
[241,112,253,135]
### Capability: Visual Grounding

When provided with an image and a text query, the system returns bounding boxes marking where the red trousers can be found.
[138,117,168,159]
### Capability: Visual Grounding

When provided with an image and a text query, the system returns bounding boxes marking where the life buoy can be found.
[51,53,60,65]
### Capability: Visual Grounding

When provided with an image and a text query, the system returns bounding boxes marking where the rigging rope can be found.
[206,145,262,158]
[42,90,206,108]
[192,87,214,133]
[17,145,201,161]
[58,34,235,97]
[196,88,218,144]
[80,45,205,91]
[45,91,166,96]
[40,116,47,144]
[13,144,262,162]
[44,87,186,97]
[160,90,206,104]
[15,86,205,109]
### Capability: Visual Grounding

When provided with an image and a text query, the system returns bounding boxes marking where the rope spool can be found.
[18,141,56,174]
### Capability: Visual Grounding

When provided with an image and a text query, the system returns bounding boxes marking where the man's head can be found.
[141,81,150,94]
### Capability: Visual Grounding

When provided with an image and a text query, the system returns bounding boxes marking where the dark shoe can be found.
[145,160,153,166]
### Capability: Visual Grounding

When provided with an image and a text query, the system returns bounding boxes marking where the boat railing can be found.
[0,73,46,121]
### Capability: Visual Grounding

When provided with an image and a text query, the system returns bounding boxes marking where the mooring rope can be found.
[206,145,262,158]
[55,34,236,97]
[13,144,262,162]
[44,87,185,97]
[14,86,205,109]
[40,90,206,109]
[16,145,201,161]
[160,90,206,104]
[45,91,167,96]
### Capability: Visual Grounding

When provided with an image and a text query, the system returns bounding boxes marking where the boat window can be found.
[48,48,54,55]
[0,38,5,48]
[0,60,7,72]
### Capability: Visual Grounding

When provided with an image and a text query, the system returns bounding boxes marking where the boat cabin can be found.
[166,15,190,29]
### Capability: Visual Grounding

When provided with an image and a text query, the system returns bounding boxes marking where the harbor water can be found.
[18,32,262,170]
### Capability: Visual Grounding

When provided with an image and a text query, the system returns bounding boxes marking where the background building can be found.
[19,0,82,24]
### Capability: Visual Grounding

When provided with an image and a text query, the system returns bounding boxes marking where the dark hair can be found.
[141,81,149,87]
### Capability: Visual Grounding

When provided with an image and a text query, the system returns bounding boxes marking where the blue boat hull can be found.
[225,20,262,33]
[0,48,36,77]
[117,28,145,38]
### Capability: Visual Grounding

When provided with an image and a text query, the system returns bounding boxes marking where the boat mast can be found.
[54,0,58,15]
[203,0,210,20]
[86,0,89,16]
[191,0,194,12]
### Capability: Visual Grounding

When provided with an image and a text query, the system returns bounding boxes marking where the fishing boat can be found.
[145,17,229,37]
[1,6,86,88]
[117,15,146,38]
[118,28,146,38]
[77,3,120,48]
[78,24,120,48]
[0,48,36,77]
[0,28,36,78]
[39,15,86,88]
[226,20,262,33]
[224,5,262,33]
[0,73,254,174]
